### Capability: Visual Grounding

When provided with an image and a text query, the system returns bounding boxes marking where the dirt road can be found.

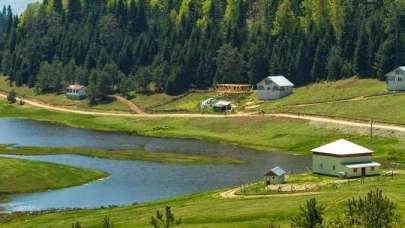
[219,188,320,199]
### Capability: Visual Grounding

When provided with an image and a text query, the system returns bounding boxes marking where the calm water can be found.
[0,119,311,212]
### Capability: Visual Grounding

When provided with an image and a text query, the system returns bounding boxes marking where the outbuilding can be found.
[312,139,380,178]
[256,76,294,100]
[66,84,87,100]
[213,100,232,112]
[386,66,405,91]
[264,166,286,186]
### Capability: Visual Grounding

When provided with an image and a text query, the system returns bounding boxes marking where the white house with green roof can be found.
[312,139,380,178]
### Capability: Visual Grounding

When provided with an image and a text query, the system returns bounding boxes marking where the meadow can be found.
[0,145,243,165]
[0,157,107,194]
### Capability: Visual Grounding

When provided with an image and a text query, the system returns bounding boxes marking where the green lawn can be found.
[260,78,387,112]
[153,92,216,113]
[0,145,243,165]
[130,93,179,111]
[1,100,405,164]
[0,76,130,112]
[0,157,107,194]
[2,172,405,227]
[282,93,405,125]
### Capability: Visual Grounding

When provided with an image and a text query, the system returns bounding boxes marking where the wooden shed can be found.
[264,166,286,186]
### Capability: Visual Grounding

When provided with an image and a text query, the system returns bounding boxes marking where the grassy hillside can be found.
[0,157,107,194]
[260,78,387,112]
[282,93,405,125]
[0,76,130,112]
[3,172,405,227]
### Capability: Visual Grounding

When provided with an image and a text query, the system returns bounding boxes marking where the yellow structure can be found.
[215,84,253,96]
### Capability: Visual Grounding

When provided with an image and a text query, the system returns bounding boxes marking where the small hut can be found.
[264,166,286,186]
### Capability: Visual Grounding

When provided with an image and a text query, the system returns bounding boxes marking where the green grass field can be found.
[1,100,405,164]
[130,93,179,111]
[153,92,216,113]
[283,93,405,125]
[0,145,243,165]
[2,172,405,227]
[260,78,387,112]
[0,157,107,194]
[0,76,130,112]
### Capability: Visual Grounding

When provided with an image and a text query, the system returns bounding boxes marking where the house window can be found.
[320,163,323,169]
[398,77,403,82]
[353,168,358,173]
[332,165,336,170]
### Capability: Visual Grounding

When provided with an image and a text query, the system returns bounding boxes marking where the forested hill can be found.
[0,0,404,99]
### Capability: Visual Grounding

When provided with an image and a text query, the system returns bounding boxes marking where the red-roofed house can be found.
[66,84,87,99]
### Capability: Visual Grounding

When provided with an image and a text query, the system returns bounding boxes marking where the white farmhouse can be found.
[312,139,380,178]
[66,84,87,100]
[256,76,294,100]
[386,66,405,91]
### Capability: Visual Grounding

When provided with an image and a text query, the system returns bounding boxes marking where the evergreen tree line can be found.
[0,0,404,98]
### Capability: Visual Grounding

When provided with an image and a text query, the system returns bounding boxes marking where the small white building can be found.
[256,76,294,100]
[66,85,87,100]
[386,66,405,91]
[312,139,381,178]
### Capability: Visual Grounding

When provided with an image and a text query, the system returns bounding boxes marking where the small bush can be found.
[7,90,17,104]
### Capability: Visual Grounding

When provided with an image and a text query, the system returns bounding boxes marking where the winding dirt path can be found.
[2,92,405,134]
[219,188,320,199]
[113,95,146,114]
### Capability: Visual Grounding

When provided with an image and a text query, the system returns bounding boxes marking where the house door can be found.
[361,168,366,176]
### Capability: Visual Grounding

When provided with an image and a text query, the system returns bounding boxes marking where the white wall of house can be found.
[312,154,379,177]
[256,79,293,100]
[386,68,405,91]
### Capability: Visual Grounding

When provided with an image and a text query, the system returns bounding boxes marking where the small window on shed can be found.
[353,168,358,173]
[332,165,336,170]
[371,167,375,171]
[320,163,323,169]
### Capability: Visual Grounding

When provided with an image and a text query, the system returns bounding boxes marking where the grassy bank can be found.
[282,93,405,125]
[0,76,130,113]
[0,157,107,195]
[1,100,405,164]
[260,78,387,112]
[0,145,243,165]
[2,171,405,227]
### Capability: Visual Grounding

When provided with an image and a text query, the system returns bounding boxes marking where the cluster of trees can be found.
[288,190,400,228]
[0,0,404,99]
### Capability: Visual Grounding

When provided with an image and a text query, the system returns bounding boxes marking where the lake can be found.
[0,119,311,212]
